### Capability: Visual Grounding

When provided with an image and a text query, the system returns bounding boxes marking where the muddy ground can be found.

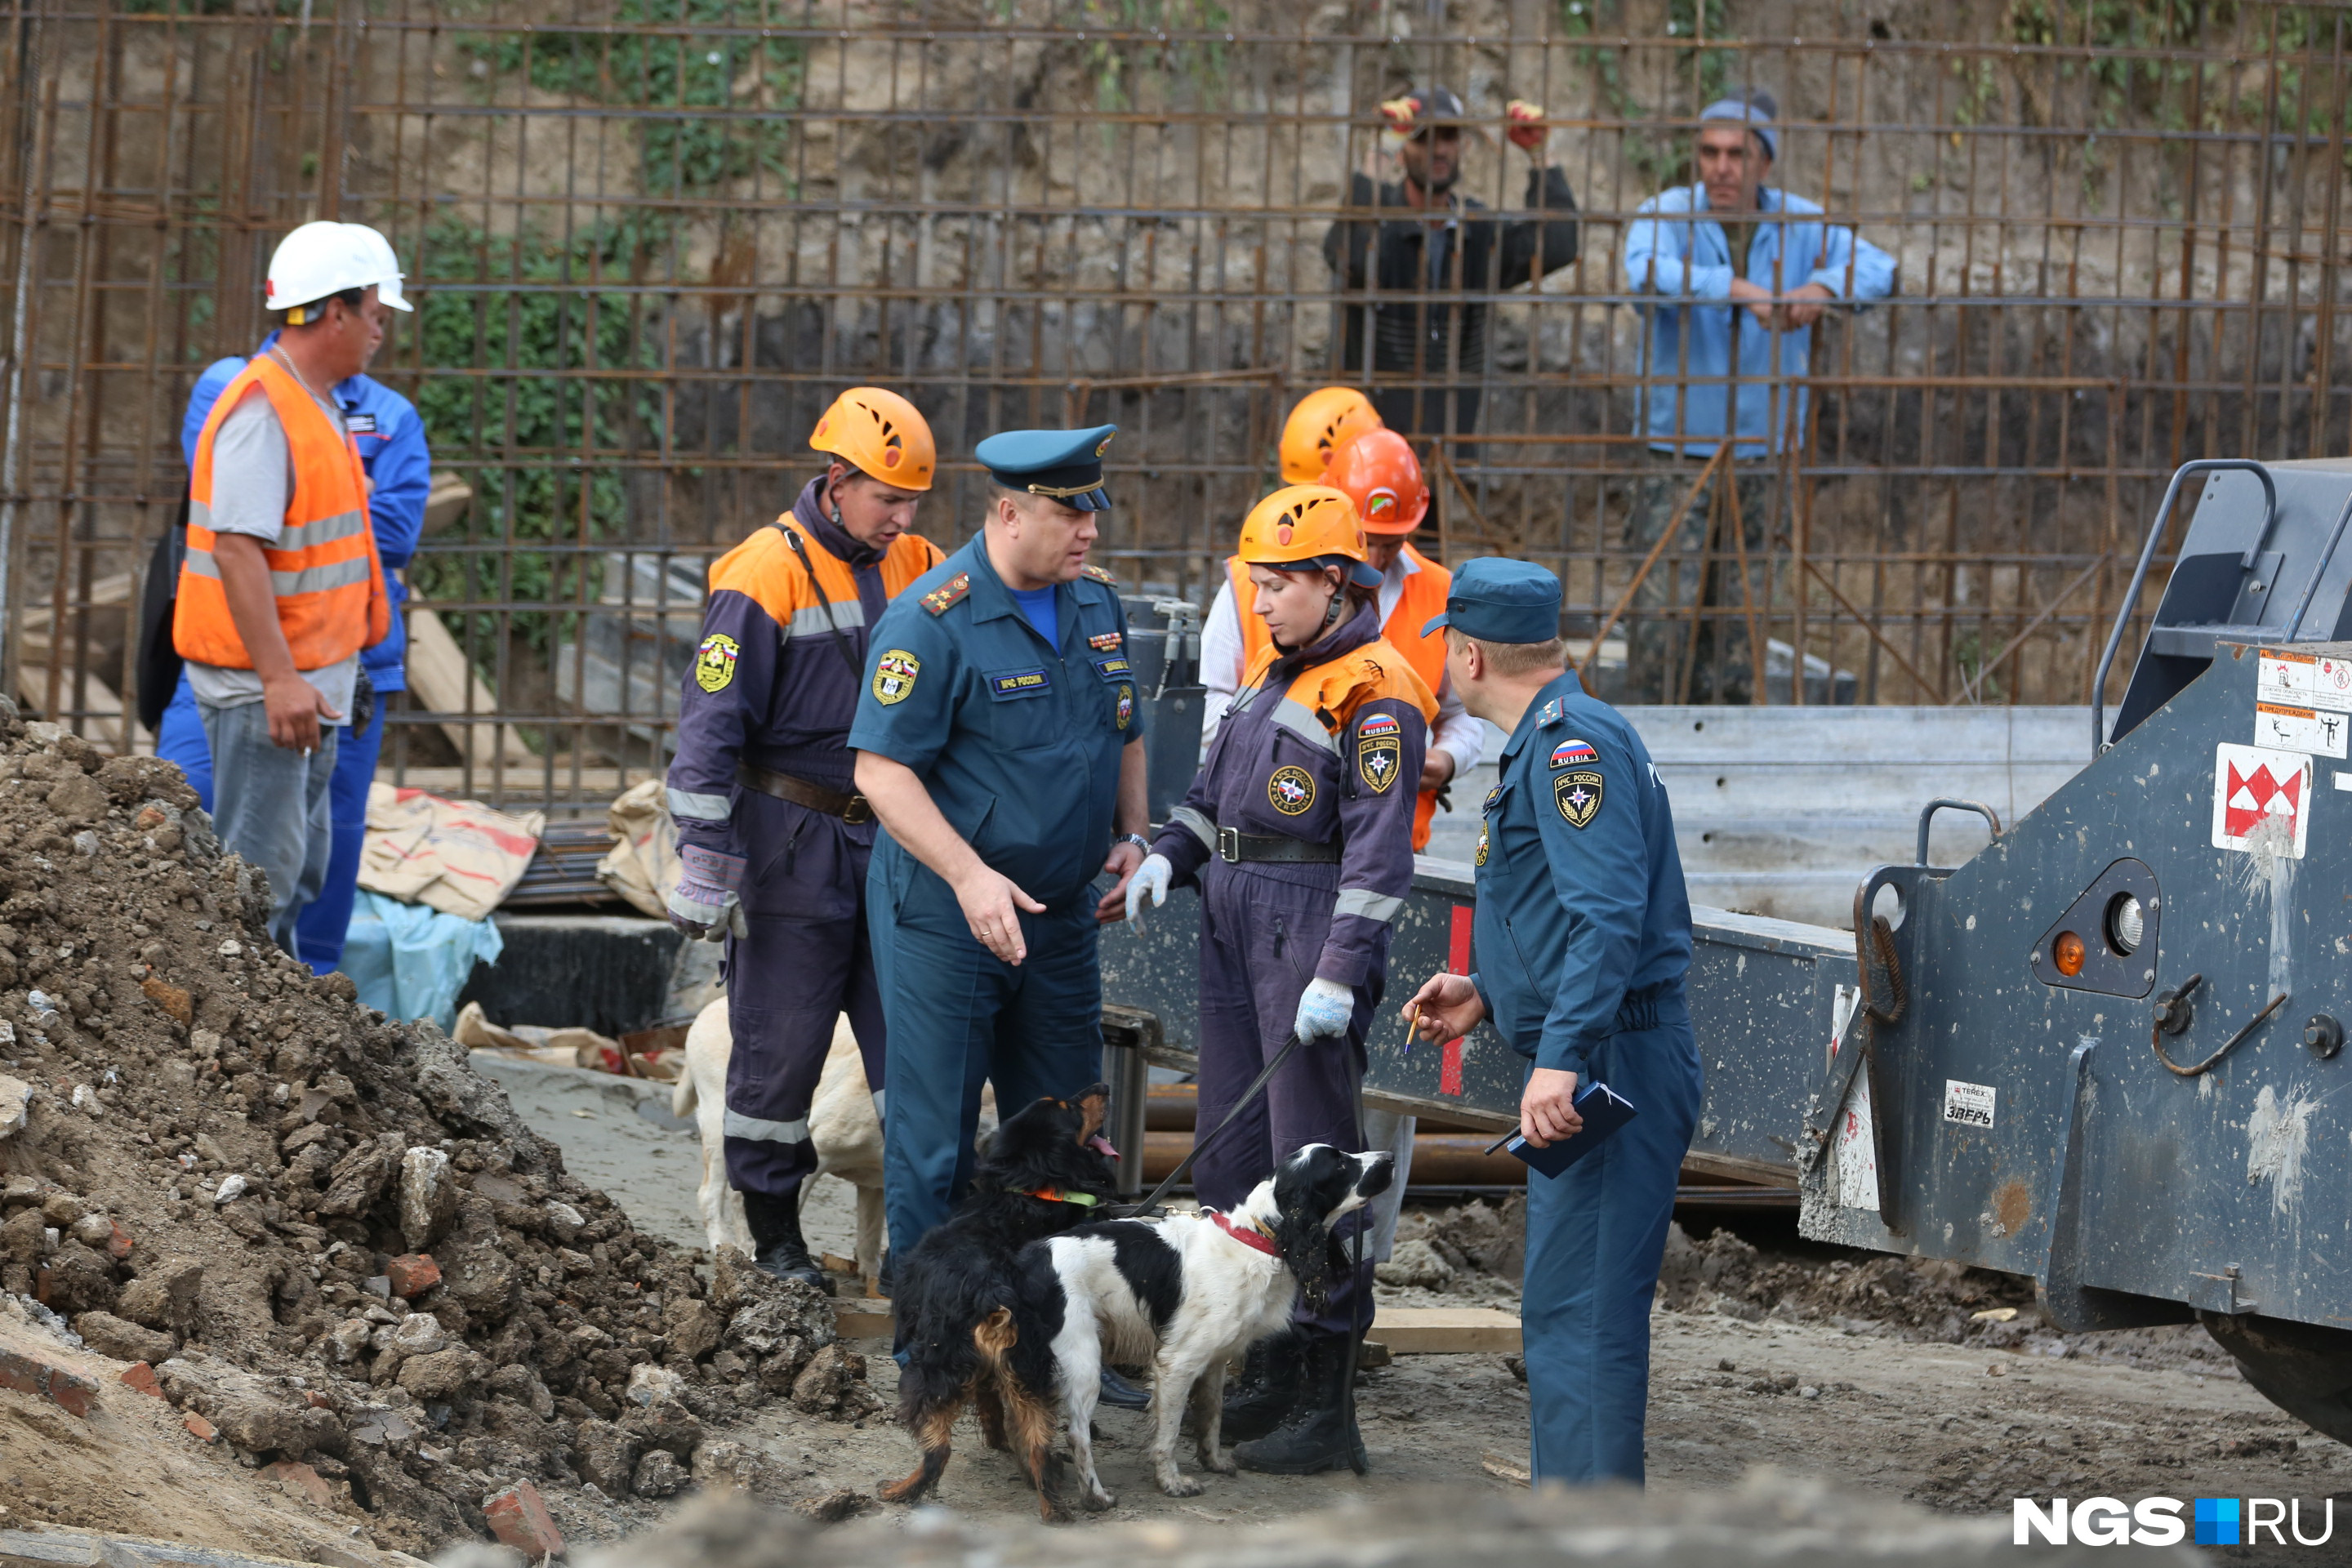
[514,1063,2345,1565]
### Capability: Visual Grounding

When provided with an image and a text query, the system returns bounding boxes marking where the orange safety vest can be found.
[175,355,389,670]
[1227,543,1454,849]
[706,514,943,624]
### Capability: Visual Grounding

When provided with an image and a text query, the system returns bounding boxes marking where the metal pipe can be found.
[2285,488,2352,642]
[0,12,42,708]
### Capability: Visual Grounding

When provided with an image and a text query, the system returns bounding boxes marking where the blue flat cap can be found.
[1422,557,1562,643]
[977,425,1118,512]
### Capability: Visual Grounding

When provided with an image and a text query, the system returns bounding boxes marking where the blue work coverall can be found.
[666,478,943,1204]
[158,339,430,973]
[1149,601,1432,1335]
[1470,670,1700,1486]
[1623,185,1897,458]
[848,539,1143,1263]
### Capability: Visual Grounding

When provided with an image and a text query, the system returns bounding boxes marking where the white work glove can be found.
[667,845,750,942]
[1293,977,1356,1043]
[1124,853,1173,923]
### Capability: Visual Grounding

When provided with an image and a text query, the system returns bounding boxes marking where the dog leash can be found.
[1126,1031,1303,1218]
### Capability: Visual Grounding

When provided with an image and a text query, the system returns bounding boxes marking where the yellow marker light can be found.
[2054,931,2087,978]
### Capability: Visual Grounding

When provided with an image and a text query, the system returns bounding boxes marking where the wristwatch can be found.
[1120,833,1152,856]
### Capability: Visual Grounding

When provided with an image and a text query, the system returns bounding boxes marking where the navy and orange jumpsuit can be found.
[1145,599,1435,1334]
[666,478,942,1205]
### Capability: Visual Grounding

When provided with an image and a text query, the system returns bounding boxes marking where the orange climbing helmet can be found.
[1236,484,1383,587]
[1322,428,1428,534]
[810,387,936,490]
[1278,386,1383,484]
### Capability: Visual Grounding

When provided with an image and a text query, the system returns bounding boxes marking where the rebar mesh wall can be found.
[5,0,2349,809]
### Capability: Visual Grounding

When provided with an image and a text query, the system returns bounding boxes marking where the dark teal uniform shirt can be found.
[848,532,1145,910]
[1469,670,1692,1077]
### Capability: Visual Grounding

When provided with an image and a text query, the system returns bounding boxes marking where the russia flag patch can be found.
[1549,738,1598,768]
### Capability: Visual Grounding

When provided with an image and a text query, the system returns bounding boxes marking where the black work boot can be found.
[1233,1330,1366,1475]
[1219,1326,1309,1441]
[741,1190,825,1288]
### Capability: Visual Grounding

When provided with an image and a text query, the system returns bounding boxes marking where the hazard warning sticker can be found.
[2257,648,2352,712]
[2212,742,2311,858]
[2256,700,2350,758]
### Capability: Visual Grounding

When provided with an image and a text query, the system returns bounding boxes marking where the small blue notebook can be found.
[1504,1081,1638,1178]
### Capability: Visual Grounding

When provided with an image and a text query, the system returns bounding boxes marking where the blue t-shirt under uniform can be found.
[1009,584,1059,644]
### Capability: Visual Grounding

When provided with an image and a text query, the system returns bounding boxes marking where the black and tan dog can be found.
[880,1083,1119,1508]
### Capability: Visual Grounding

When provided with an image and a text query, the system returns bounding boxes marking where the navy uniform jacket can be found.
[1470,670,1692,1076]
[666,477,944,861]
[848,533,1145,911]
[1152,601,1434,987]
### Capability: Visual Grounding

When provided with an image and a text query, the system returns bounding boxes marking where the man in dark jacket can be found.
[1322,87,1580,449]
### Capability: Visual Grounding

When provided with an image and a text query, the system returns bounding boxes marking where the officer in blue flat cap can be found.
[850,424,1152,1275]
[1402,559,1700,1487]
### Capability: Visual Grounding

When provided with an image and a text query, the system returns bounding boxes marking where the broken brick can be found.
[385,1253,442,1298]
[105,1218,134,1260]
[119,1361,166,1398]
[261,1459,336,1508]
[140,975,194,1027]
[483,1481,565,1558]
[0,1344,97,1417]
[184,1411,219,1443]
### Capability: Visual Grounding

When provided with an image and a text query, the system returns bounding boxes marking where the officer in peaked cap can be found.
[1402,558,1700,1487]
[850,423,1153,1282]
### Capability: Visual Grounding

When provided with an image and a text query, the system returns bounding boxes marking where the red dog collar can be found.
[1209,1209,1280,1258]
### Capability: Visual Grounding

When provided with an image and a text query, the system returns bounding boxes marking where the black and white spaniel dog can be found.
[1000,1142,1393,1517]
[879,1084,1120,1510]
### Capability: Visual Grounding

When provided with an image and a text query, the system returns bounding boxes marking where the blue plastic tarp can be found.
[342,889,505,1032]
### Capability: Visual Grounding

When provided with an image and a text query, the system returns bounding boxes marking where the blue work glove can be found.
[668,844,748,942]
[1293,977,1356,1043]
[1124,853,1173,923]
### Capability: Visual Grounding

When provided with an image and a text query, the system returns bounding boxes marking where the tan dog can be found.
[671,1000,995,1294]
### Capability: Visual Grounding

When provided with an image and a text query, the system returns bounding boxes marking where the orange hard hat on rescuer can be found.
[1322,428,1428,535]
[1278,386,1383,485]
[809,387,936,490]
[1236,485,1384,589]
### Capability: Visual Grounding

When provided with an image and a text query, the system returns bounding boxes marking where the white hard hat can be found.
[265,220,412,318]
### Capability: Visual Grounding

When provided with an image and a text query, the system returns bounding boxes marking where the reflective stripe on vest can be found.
[173,354,388,671]
[705,514,940,634]
[1231,546,1452,849]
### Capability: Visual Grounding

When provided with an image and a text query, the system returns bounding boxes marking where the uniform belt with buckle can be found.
[1214,826,1340,865]
[737,763,872,824]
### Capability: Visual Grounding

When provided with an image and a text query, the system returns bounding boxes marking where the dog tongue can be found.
[1087,1133,1120,1159]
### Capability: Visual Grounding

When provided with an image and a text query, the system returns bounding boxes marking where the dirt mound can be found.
[0,702,872,1555]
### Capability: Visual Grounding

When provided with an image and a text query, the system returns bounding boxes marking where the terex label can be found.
[1943,1079,1997,1129]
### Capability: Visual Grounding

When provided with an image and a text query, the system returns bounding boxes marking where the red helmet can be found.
[1322,429,1428,534]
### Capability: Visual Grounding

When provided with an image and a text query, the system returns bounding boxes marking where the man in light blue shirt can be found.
[1618,90,1895,702]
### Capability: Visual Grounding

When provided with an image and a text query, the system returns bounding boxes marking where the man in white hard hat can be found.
[155,222,430,974]
[172,222,404,951]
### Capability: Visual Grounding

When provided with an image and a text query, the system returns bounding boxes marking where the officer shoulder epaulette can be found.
[1535,696,1566,728]
[1080,563,1118,586]
[921,572,972,615]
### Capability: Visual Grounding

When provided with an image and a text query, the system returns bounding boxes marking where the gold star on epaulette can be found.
[1080,564,1118,586]
[922,572,972,615]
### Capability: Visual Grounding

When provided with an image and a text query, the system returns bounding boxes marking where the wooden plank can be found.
[1368,1307,1521,1356]
[401,608,536,768]
[835,1303,893,1339]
